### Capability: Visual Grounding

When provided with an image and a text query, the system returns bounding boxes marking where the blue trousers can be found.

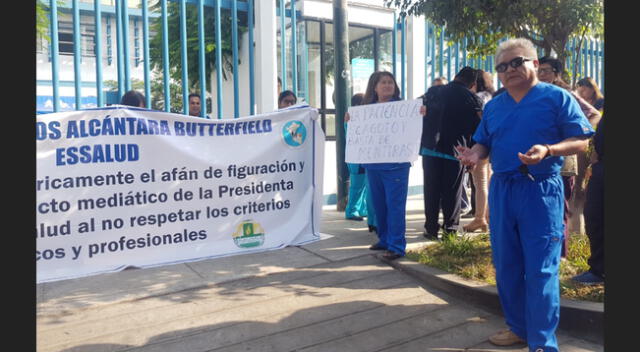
[489,173,564,352]
[365,174,377,228]
[346,172,368,219]
[366,167,410,256]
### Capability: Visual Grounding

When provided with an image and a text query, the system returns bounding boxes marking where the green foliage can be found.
[148,1,248,94]
[36,0,65,43]
[406,233,603,302]
[36,0,49,41]
[385,0,603,64]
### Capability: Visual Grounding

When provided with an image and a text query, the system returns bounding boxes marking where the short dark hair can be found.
[188,93,201,101]
[351,93,364,106]
[278,90,297,104]
[120,90,146,107]
[454,66,479,88]
[538,56,563,74]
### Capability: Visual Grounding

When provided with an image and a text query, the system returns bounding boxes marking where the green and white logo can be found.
[232,221,265,248]
[282,120,307,147]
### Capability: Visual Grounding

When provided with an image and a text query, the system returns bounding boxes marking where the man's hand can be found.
[344,112,350,122]
[455,145,479,170]
[420,105,427,116]
[518,144,550,165]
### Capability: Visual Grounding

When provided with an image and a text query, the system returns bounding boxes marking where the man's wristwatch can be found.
[544,144,553,158]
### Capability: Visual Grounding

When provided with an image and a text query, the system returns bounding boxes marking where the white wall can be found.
[323,141,424,205]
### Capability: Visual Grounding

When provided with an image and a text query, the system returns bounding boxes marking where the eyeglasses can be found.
[495,56,532,73]
[537,67,557,75]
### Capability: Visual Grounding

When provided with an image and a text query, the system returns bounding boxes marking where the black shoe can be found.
[461,212,475,219]
[346,216,364,221]
[423,232,439,241]
[369,243,386,250]
[381,251,403,260]
[368,225,377,233]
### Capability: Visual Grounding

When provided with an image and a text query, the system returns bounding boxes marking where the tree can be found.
[148,1,248,94]
[36,0,65,43]
[386,0,603,234]
[385,0,603,80]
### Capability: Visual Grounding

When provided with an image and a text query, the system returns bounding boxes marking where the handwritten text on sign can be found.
[345,99,423,164]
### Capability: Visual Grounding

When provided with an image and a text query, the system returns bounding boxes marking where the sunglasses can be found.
[495,56,532,73]
[537,67,557,75]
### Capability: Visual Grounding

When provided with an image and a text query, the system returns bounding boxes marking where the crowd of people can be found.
[343,38,603,352]
[114,36,605,352]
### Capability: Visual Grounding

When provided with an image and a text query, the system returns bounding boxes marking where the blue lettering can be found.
[79,145,92,163]
[174,121,185,136]
[263,119,272,132]
[55,148,66,165]
[136,118,149,135]
[66,121,79,138]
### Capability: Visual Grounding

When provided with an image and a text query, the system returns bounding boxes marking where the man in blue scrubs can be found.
[455,38,594,352]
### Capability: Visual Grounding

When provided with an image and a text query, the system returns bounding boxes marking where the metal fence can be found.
[39,2,603,116]
[43,0,254,118]
[423,20,605,93]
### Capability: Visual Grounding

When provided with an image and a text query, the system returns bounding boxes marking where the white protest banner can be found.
[345,99,422,164]
[36,104,324,283]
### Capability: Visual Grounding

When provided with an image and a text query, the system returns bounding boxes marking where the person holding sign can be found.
[346,71,410,261]
[420,67,483,240]
[455,38,594,351]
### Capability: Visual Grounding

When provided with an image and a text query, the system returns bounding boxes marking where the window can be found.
[57,14,96,57]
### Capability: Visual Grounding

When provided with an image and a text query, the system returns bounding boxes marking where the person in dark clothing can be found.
[278,90,297,109]
[120,90,146,108]
[572,116,604,285]
[419,66,483,239]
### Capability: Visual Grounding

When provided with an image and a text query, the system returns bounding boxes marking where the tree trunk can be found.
[568,150,590,234]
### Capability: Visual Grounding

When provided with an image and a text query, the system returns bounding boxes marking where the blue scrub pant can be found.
[346,172,368,219]
[365,174,377,228]
[489,173,564,352]
[367,166,410,256]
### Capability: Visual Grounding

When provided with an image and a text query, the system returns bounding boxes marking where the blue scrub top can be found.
[473,82,595,176]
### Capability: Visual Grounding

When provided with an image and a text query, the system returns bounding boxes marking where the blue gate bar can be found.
[122,0,132,92]
[583,41,588,78]
[454,41,459,75]
[198,0,207,118]
[438,28,443,80]
[446,42,451,81]
[95,0,103,107]
[50,0,60,112]
[291,0,297,96]
[116,0,125,99]
[400,15,405,98]
[392,12,396,77]
[248,0,255,115]
[302,21,309,103]
[161,0,171,112]
[430,24,435,85]
[180,0,189,115]
[462,37,467,68]
[232,0,239,118]
[424,20,429,86]
[280,0,286,90]
[590,39,595,79]
[73,0,82,110]
[215,0,223,118]
[599,40,604,93]
[142,0,151,108]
